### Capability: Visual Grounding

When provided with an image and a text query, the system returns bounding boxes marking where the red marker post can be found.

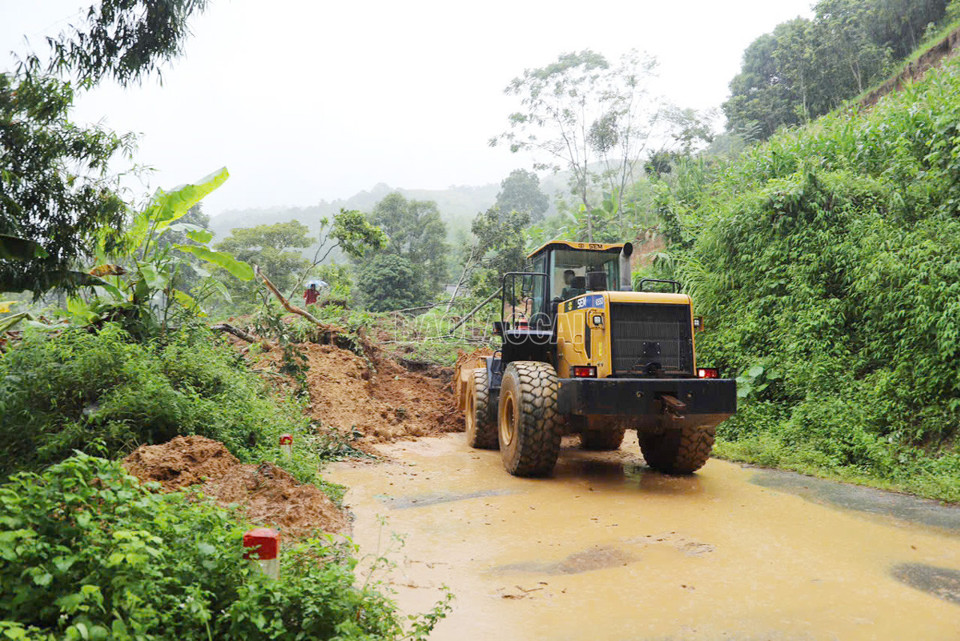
[279,434,293,459]
[243,528,280,579]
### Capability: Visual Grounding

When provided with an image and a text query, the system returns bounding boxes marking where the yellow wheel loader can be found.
[454,241,736,477]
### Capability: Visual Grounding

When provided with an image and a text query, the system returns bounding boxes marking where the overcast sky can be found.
[1,0,813,216]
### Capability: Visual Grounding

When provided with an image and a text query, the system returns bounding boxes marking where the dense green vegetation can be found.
[0,322,322,480]
[359,193,449,308]
[724,0,958,138]
[658,56,960,501]
[0,453,447,640]
[4,0,960,636]
[0,6,454,636]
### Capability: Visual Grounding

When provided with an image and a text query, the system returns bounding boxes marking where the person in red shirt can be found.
[303,283,319,306]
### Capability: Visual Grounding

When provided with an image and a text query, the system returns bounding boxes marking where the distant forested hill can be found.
[209,182,503,243]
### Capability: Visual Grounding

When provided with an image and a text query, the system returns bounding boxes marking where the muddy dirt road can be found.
[327,435,960,640]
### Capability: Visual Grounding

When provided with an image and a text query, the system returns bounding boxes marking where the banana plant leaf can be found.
[168,223,214,244]
[151,167,229,231]
[126,168,229,247]
[0,235,47,260]
[137,261,170,291]
[172,289,205,316]
[175,245,254,281]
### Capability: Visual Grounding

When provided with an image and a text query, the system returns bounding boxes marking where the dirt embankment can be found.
[123,436,346,538]
[261,342,463,444]
[860,26,960,108]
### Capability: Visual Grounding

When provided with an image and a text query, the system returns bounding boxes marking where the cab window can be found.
[549,249,620,301]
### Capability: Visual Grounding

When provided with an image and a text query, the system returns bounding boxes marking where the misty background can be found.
[1,0,814,232]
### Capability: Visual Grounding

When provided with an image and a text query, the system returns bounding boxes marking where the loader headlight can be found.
[591,314,604,327]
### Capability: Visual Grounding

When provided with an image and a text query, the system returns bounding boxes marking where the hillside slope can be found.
[860,24,960,107]
[662,56,960,502]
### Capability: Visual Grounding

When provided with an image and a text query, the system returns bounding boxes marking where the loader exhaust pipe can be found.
[619,242,634,291]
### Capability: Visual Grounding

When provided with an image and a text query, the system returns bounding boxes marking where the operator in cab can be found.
[560,269,585,300]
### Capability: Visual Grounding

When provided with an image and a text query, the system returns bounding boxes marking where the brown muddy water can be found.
[326,435,960,640]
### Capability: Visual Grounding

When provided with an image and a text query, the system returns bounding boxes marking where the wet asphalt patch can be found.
[891,563,960,605]
[376,488,516,509]
[750,469,960,533]
[493,544,639,575]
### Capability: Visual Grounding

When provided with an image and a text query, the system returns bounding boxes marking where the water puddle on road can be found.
[326,434,960,641]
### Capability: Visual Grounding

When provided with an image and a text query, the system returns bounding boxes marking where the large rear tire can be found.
[639,424,715,474]
[498,361,562,477]
[465,368,498,449]
[580,427,626,451]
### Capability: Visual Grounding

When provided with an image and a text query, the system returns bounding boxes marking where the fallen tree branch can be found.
[449,287,502,333]
[211,323,264,345]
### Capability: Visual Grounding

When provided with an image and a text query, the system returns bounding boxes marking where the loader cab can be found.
[537,242,624,305]
[498,241,629,363]
[506,242,625,328]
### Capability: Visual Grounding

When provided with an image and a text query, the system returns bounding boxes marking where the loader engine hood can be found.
[556,291,697,379]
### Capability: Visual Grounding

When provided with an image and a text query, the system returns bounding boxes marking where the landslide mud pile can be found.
[220,314,465,444]
[274,342,463,443]
[123,436,346,537]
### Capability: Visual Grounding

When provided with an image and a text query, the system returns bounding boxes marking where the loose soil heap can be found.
[280,343,462,444]
[123,435,346,538]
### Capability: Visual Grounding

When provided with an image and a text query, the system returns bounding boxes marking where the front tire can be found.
[498,361,562,477]
[465,368,498,449]
[639,424,715,474]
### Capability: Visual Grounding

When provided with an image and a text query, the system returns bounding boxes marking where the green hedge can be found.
[666,58,960,501]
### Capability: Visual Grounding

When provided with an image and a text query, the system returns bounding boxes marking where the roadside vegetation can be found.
[3,0,960,636]
[0,321,323,480]
[0,3,455,638]
[652,48,960,503]
[0,454,448,641]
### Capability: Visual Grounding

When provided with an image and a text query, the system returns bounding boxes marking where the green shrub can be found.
[0,453,445,640]
[661,58,960,500]
[0,323,324,480]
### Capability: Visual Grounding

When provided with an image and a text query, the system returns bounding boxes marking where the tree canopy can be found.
[45,0,210,86]
[492,49,661,240]
[495,169,550,222]
[0,73,129,292]
[367,193,448,305]
[1,0,208,294]
[215,221,312,296]
[356,253,421,312]
[723,0,951,138]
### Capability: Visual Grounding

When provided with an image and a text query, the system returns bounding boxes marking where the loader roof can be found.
[527,240,625,260]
